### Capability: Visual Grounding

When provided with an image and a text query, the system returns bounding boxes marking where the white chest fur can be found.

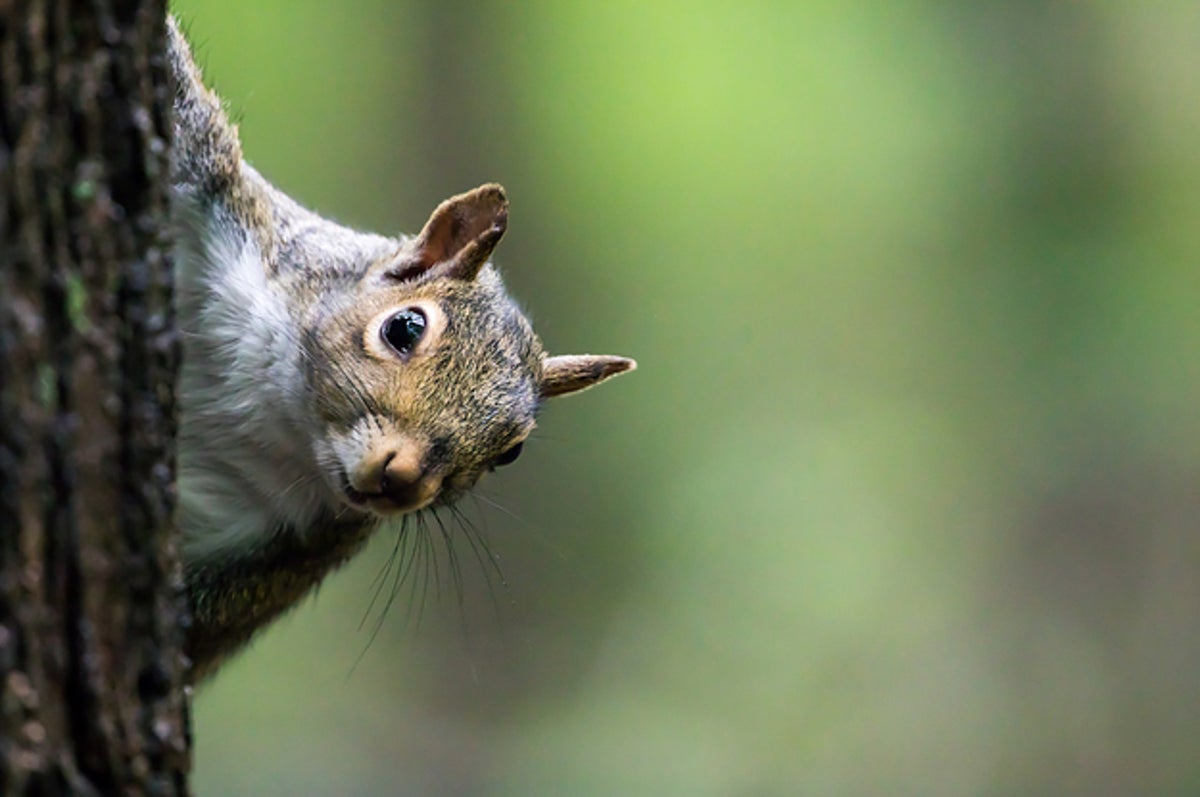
[173,197,335,563]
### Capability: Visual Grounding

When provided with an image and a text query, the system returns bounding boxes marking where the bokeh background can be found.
[170,3,1200,795]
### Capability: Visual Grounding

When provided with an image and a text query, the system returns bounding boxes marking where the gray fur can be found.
[167,16,632,680]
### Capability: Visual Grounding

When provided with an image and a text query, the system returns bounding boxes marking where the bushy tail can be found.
[166,17,242,197]
[167,16,274,256]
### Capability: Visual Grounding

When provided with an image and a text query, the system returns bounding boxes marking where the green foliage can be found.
[174,2,1200,794]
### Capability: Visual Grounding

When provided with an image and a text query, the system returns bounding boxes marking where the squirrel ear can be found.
[389,184,508,282]
[540,355,637,399]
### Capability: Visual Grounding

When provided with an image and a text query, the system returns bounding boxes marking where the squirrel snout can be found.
[378,451,441,510]
[349,440,441,513]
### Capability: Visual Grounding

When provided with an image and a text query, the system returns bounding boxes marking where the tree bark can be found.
[0,1,190,794]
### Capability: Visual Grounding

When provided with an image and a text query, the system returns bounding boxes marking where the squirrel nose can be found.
[378,451,441,510]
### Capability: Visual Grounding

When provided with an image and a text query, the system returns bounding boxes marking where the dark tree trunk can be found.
[0,1,190,794]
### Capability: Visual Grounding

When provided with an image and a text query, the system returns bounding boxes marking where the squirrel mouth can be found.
[342,484,377,507]
[339,478,434,516]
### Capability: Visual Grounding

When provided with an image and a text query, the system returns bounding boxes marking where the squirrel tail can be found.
[167,17,276,256]
[166,17,243,199]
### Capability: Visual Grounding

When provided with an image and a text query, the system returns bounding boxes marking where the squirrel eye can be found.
[493,441,523,468]
[381,308,427,356]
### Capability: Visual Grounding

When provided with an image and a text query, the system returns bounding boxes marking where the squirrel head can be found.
[305,184,635,516]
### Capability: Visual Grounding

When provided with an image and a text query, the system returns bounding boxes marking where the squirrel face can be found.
[308,266,543,515]
[303,184,632,517]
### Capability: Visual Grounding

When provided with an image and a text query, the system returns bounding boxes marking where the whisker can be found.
[454,503,509,618]
[390,515,424,631]
[273,471,322,505]
[469,489,523,523]
[407,513,433,632]
[349,488,517,674]
[426,510,444,601]
[431,508,465,608]
[348,518,412,676]
[358,520,403,631]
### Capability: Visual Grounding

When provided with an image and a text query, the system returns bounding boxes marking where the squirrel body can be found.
[166,18,634,680]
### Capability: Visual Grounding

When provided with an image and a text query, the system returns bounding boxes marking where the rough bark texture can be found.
[0,1,190,794]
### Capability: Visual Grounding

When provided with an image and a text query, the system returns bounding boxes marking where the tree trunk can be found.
[0,1,190,794]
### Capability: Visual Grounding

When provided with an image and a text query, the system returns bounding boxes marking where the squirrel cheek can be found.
[322,425,368,479]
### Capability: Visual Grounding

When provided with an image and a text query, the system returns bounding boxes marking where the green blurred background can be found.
[170,2,1200,795]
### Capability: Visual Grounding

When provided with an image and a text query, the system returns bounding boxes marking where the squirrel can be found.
[166,17,635,681]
